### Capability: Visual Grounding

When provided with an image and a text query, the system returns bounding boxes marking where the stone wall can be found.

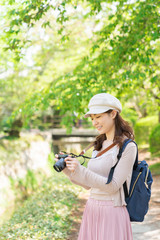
[0,132,52,221]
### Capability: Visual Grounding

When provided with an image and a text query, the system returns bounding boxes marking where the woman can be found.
[55,93,136,240]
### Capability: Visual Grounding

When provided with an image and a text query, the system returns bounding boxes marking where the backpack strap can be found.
[106,138,138,198]
[106,139,132,184]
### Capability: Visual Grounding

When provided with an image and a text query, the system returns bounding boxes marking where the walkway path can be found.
[132,175,160,240]
[68,175,160,240]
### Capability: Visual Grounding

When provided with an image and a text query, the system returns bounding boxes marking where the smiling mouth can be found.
[97,126,102,130]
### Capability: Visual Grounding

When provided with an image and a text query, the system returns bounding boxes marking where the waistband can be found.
[88,197,114,206]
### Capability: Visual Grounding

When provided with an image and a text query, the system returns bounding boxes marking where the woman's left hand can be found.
[65,155,80,172]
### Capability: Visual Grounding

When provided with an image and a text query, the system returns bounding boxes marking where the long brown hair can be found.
[93,110,134,150]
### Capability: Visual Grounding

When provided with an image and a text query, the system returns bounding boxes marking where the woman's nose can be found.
[92,119,98,126]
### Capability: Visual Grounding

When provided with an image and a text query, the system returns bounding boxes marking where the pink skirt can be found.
[78,198,133,240]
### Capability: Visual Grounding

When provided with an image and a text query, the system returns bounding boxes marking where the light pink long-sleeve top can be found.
[62,138,137,207]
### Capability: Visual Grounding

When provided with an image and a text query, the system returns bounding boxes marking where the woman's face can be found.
[90,110,117,135]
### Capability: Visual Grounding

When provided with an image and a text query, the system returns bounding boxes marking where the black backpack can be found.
[106,139,153,222]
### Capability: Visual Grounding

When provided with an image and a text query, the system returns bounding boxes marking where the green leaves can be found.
[0,0,160,132]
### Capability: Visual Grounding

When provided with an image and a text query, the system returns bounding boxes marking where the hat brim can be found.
[84,107,116,118]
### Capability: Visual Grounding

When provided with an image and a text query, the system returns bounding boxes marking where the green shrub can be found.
[134,115,158,146]
[121,108,139,127]
[149,124,160,157]
[0,173,83,240]
[9,169,39,200]
[149,162,160,175]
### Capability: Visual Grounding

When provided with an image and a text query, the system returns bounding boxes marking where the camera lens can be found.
[53,158,66,172]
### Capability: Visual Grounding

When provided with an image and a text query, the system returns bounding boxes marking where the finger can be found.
[59,151,64,154]
[66,160,74,166]
[66,161,72,166]
[55,152,65,158]
[66,162,73,166]
[67,165,74,170]
[66,159,77,165]
[65,157,71,160]
[65,157,73,162]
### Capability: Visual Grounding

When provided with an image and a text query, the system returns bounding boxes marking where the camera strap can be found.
[60,141,118,167]
[79,142,95,155]
[96,142,117,157]
[79,142,117,158]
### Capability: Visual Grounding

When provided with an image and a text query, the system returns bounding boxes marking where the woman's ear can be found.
[111,110,117,119]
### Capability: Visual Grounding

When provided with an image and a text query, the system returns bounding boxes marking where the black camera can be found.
[53,151,88,172]
[53,154,70,172]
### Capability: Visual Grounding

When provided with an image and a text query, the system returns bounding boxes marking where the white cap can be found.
[84,93,122,118]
